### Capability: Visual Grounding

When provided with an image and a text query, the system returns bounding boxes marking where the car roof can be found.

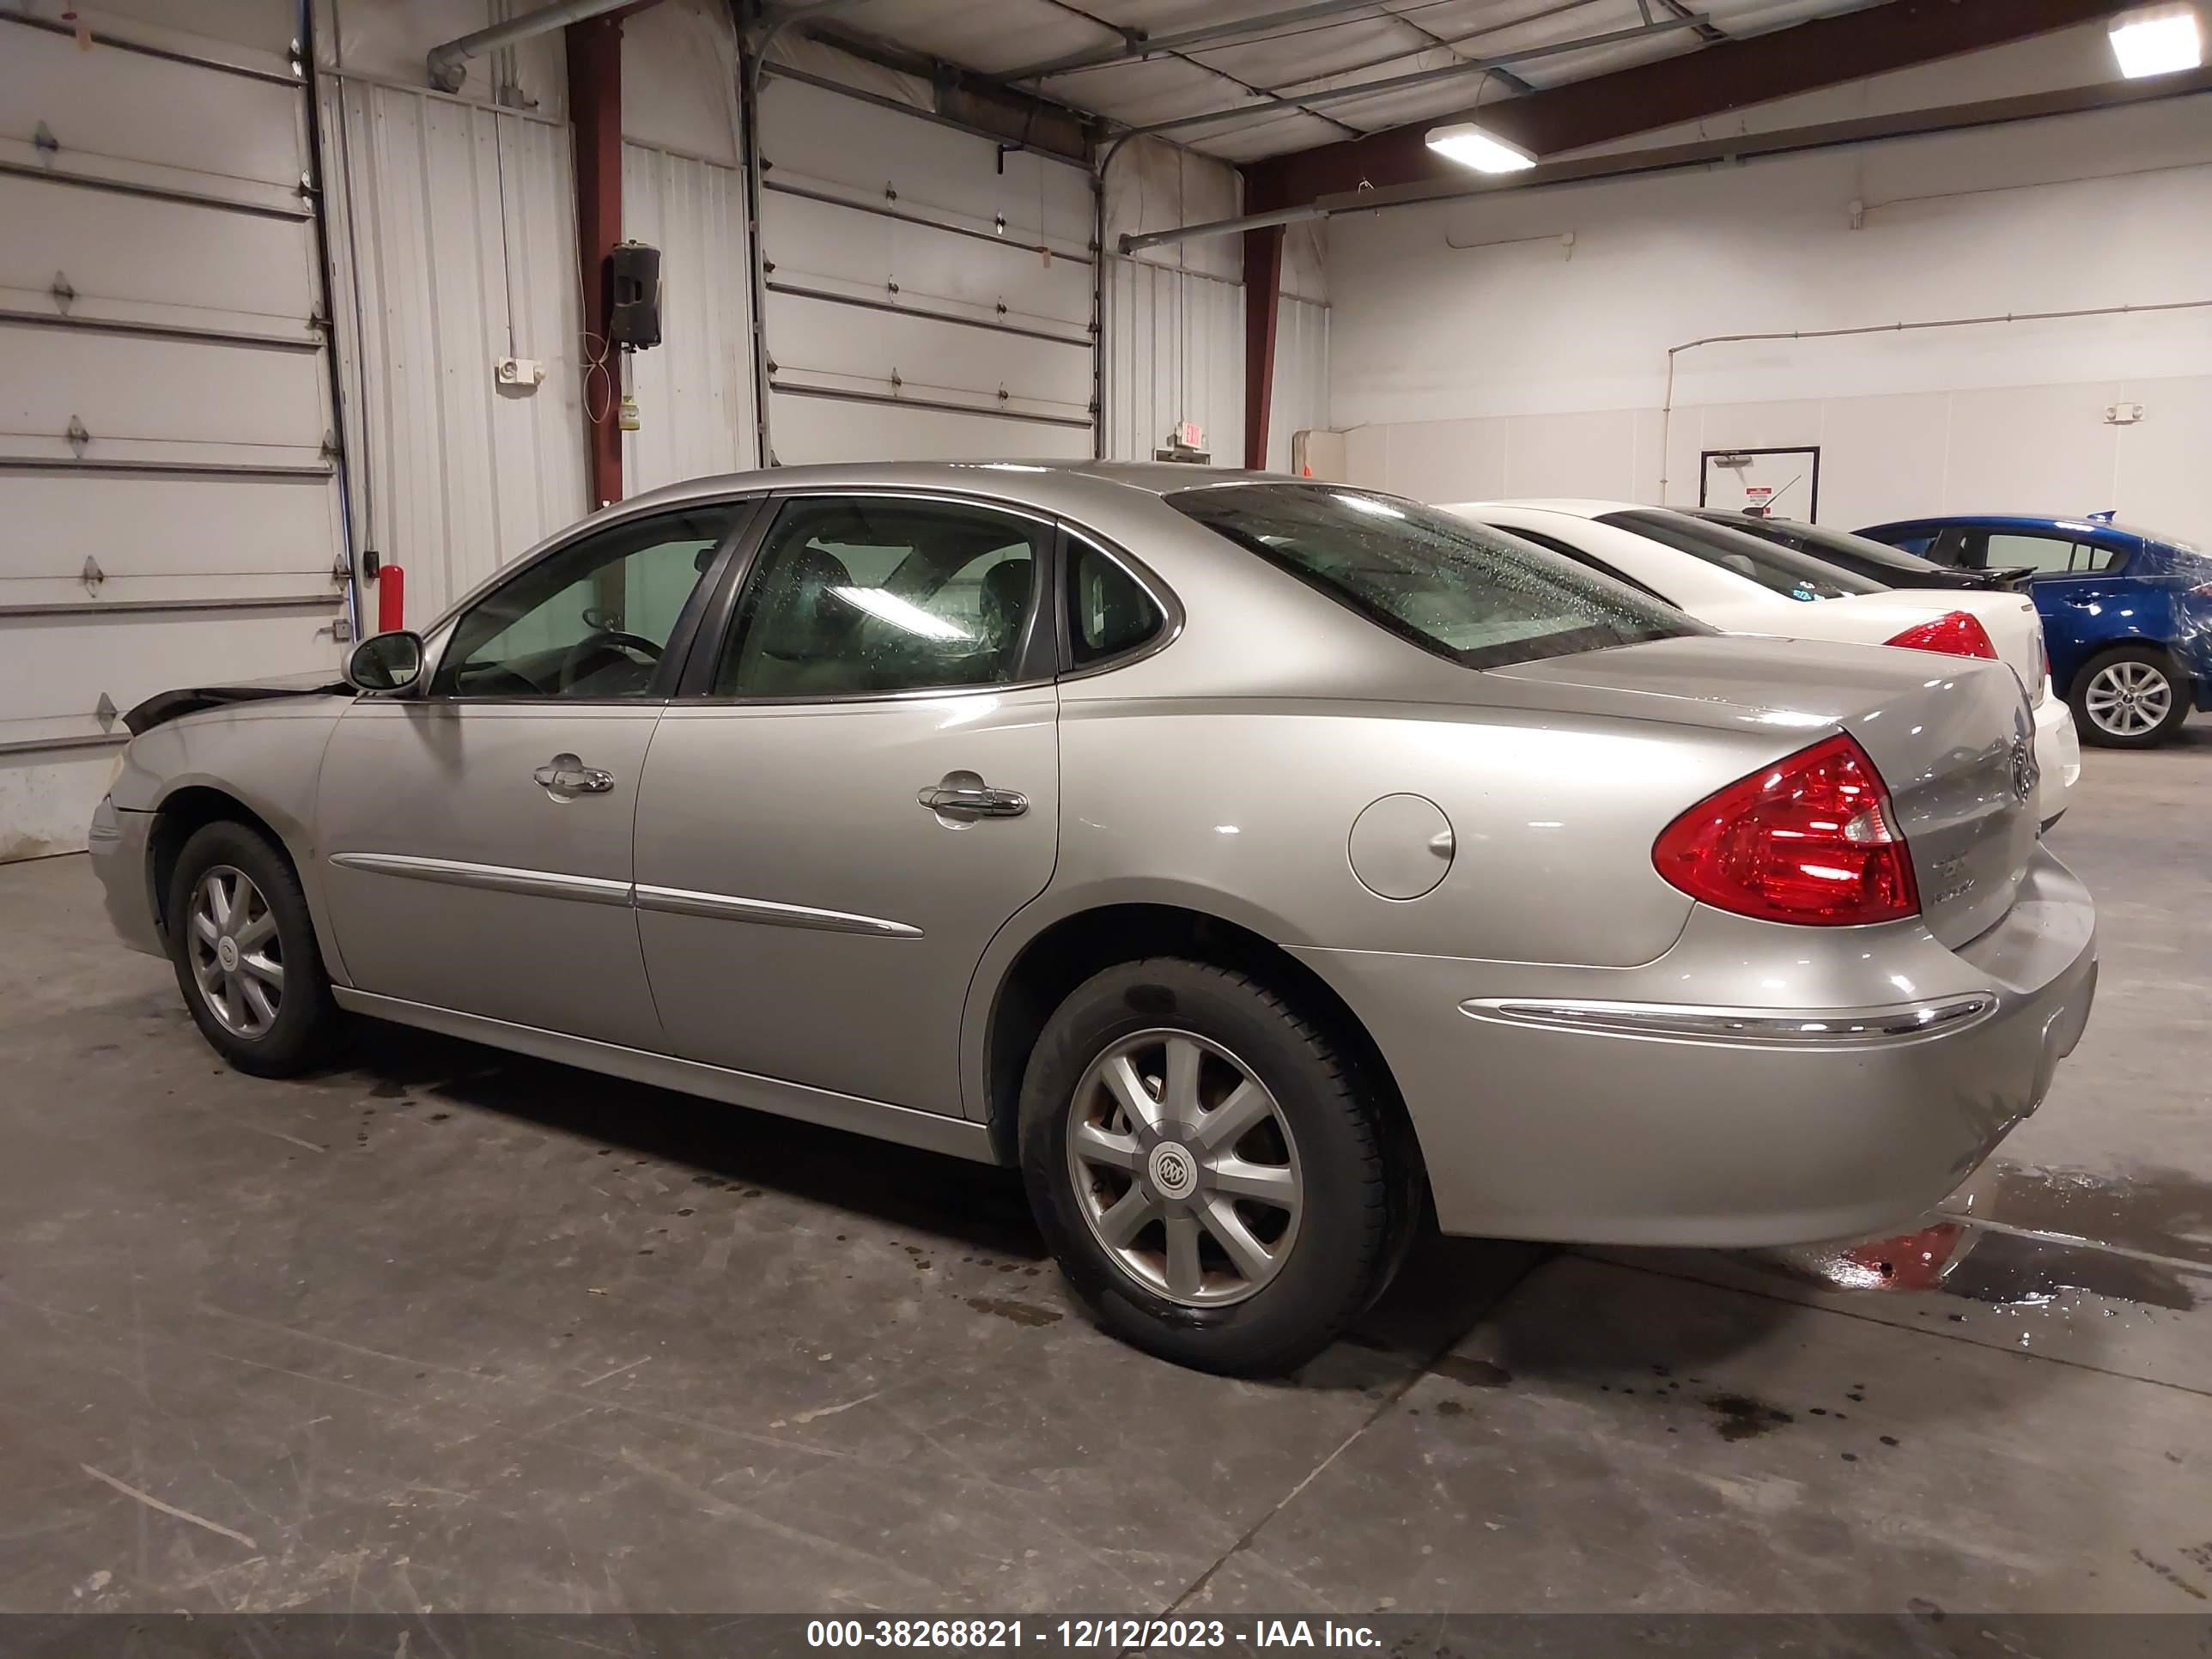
[618,459,1284,516]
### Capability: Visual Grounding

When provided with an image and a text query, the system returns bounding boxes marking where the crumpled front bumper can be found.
[88,794,165,960]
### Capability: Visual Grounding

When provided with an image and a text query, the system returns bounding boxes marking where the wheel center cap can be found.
[1147,1140,1200,1201]
[216,936,240,972]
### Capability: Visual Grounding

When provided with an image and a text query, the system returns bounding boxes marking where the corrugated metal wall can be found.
[1268,296,1331,475]
[1102,258,1244,465]
[318,77,588,628]
[621,141,758,493]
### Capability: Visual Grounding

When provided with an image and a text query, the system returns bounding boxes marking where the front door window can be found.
[434,505,741,698]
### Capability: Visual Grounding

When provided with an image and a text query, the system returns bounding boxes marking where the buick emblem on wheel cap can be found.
[1147,1141,1199,1201]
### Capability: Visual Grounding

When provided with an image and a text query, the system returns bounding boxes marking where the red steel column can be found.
[1241,223,1285,473]
[568,13,623,508]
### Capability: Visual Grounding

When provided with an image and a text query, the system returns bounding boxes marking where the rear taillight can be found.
[1653,733,1919,926]
[1883,611,1998,659]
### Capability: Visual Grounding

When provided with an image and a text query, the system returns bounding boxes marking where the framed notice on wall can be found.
[1700,447,1820,520]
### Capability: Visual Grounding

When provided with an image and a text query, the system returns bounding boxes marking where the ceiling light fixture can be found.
[2109,3,2203,76]
[1425,121,1537,174]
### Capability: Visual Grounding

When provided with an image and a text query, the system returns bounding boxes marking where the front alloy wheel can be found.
[167,818,339,1076]
[1066,1030,1303,1307]
[185,865,286,1038]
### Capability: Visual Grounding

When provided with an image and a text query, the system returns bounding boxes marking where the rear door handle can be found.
[919,770,1028,820]
[533,753,615,798]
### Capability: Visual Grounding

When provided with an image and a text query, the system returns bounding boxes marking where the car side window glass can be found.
[715,497,1047,698]
[2073,542,2124,574]
[1983,532,2081,575]
[1065,536,1163,665]
[432,506,737,698]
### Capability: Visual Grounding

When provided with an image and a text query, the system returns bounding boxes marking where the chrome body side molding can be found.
[330,854,922,938]
[632,883,923,938]
[327,852,631,907]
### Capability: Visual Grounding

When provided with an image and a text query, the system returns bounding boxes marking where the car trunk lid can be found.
[1486,635,2039,947]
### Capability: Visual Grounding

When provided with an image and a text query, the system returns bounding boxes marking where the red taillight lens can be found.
[1653,733,1919,926]
[1882,611,1998,659]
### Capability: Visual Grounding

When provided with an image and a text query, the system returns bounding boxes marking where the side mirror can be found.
[346,630,425,692]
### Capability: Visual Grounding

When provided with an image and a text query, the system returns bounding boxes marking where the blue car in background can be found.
[1856,513,2212,748]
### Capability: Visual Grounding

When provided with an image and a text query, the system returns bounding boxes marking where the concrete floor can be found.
[1,733,2208,1616]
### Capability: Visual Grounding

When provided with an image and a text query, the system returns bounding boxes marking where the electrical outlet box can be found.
[495,356,545,388]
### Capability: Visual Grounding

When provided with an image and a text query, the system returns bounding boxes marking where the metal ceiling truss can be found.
[1243,0,2160,209]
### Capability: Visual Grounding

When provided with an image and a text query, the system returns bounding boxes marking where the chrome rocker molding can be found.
[1462,993,2000,1045]
[329,853,923,939]
[330,988,994,1162]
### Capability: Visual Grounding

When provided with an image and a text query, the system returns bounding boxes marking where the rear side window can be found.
[1066,535,1164,665]
[1168,484,1698,671]
[1715,514,1942,583]
[1599,508,1884,600]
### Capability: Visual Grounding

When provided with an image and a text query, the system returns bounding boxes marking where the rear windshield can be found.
[1167,484,1699,670]
[1599,508,1886,600]
[1693,513,1944,580]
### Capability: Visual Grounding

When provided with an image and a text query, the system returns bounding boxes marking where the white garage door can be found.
[757,75,1097,464]
[0,11,348,860]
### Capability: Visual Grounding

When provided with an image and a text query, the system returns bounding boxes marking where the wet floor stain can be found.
[1705,1393,1795,1441]
[1758,1164,2212,1317]
[1965,1164,2212,1270]
[1431,1355,1512,1389]
[966,1296,1060,1328]
[1940,1228,2197,1312]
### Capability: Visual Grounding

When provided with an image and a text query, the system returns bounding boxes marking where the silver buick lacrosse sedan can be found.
[91,464,2097,1373]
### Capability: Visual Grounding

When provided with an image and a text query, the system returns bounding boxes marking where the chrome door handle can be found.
[919,770,1028,820]
[533,753,615,798]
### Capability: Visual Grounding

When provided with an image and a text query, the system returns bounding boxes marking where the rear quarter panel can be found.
[1006,696,1790,968]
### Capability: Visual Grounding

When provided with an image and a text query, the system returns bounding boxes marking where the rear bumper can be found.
[88,795,165,959]
[1296,847,2098,1248]
[2032,689,2080,826]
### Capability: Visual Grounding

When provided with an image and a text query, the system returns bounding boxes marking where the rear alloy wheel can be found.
[1021,958,1404,1375]
[168,820,339,1076]
[1065,1029,1304,1308]
[2070,646,2186,748]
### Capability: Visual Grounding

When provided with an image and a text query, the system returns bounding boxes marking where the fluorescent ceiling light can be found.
[1425,121,1537,173]
[2109,4,2203,76]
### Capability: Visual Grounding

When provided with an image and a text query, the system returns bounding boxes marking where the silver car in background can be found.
[89,465,2099,1374]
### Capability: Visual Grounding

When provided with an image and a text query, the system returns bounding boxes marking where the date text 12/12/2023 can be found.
[805,1620,1385,1650]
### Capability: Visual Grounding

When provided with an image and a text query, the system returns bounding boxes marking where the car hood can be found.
[124,671,354,735]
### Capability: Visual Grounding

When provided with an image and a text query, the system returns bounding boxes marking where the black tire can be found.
[1018,957,1403,1376]
[167,820,339,1077]
[2068,644,2188,749]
